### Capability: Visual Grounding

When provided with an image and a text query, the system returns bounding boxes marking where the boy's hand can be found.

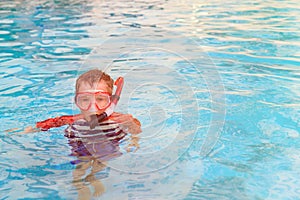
[109,112,142,134]
[23,126,39,134]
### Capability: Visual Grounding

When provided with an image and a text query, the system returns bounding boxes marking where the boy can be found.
[17,69,141,199]
[23,69,141,134]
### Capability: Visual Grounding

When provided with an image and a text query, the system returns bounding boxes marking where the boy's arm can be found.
[36,114,82,131]
[6,114,83,134]
[5,126,39,134]
[109,112,141,152]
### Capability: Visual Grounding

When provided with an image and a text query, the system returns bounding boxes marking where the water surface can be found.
[0,0,299,199]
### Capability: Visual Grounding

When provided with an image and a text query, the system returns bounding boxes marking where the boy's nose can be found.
[89,101,98,112]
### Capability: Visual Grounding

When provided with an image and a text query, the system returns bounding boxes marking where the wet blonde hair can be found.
[75,69,114,94]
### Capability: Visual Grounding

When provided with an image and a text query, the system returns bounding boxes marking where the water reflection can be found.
[65,119,139,199]
[72,158,107,199]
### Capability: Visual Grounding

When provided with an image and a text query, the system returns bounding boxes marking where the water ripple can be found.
[1,0,299,199]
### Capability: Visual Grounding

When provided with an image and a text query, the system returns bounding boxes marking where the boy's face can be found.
[76,80,112,121]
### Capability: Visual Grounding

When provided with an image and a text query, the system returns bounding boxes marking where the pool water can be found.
[1,0,299,199]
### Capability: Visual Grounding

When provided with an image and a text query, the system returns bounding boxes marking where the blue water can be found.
[1,0,299,199]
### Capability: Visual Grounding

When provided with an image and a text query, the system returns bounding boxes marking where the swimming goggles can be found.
[75,90,111,111]
[89,77,124,128]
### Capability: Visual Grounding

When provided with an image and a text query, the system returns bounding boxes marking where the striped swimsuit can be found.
[64,119,127,162]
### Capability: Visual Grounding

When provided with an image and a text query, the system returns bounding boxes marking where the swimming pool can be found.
[0,0,299,199]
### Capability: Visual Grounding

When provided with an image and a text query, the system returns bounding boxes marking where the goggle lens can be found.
[76,93,111,111]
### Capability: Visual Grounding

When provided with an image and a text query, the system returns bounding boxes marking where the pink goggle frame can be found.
[75,91,111,111]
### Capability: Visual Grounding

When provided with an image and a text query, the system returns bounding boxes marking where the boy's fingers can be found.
[111,112,121,117]
[110,113,127,121]
[5,128,20,133]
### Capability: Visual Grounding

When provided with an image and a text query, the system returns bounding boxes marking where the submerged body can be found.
[65,118,127,163]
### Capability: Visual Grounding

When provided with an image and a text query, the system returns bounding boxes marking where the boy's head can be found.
[75,69,114,94]
[75,69,114,120]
